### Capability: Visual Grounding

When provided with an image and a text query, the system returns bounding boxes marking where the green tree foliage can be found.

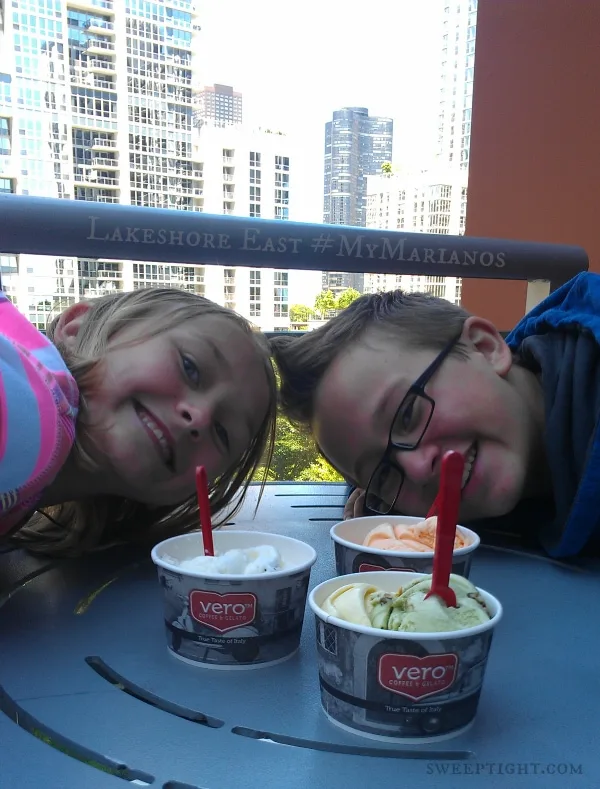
[335,287,361,310]
[264,415,343,482]
[261,291,362,482]
[289,288,363,326]
[381,161,393,174]
[289,303,315,323]
[297,455,344,482]
[314,289,337,318]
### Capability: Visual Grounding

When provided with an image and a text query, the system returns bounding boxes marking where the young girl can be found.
[1,287,277,556]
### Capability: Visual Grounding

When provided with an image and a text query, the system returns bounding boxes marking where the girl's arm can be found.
[0,294,79,535]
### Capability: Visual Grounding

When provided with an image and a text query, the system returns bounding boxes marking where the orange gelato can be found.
[362,517,471,553]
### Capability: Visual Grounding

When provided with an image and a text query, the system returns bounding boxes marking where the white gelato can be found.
[173,545,283,575]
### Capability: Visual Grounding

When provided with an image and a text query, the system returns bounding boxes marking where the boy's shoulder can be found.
[506,272,600,349]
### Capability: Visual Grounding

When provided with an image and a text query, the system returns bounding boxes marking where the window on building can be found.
[0,118,11,155]
[273,271,288,318]
[249,269,261,316]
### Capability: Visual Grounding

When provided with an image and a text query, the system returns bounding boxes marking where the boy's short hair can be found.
[270,289,472,427]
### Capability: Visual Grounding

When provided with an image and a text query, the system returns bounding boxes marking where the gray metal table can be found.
[1,482,599,789]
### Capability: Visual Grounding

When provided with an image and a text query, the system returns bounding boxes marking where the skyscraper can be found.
[0,1,315,331]
[0,0,201,327]
[364,169,467,304]
[322,106,393,294]
[193,123,321,331]
[193,83,242,128]
[437,0,478,170]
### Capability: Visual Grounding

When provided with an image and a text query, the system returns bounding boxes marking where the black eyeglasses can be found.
[364,333,462,514]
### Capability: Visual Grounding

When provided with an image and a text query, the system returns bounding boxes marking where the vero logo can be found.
[189,590,257,633]
[378,653,458,701]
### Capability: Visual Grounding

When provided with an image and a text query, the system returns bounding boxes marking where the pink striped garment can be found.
[0,293,79,536]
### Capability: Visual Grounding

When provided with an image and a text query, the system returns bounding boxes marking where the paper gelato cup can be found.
[151,530,317,670]
[331,516,480,578]
[309,571,502,742]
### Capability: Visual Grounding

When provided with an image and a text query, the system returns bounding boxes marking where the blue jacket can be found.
[505,272,600,557]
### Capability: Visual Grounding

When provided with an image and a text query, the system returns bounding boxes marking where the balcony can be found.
[85,39,116,56]
[91,156,118,169]
[74,173,118,187]
[84,19,115,35]
[68,0,114,12]
[91,137,116,149]
[95,268,121,278]
[164,71,191,87]
[223,156,234,164]
[223,174,234,182]
[87,59,116,73]
[192,169,203,178]
[96,176,118,187]
[223,191,235,201]
[70,67,114,91]
[193,188,203,196]
[92,78,115,90]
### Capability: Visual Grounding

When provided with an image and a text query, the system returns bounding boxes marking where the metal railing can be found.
[0,195,588,292]
[0,195,590,482]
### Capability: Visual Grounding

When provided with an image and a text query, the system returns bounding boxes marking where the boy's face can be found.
[313,317,545,522]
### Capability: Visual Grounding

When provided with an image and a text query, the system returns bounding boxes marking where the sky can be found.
[197,0,445,220]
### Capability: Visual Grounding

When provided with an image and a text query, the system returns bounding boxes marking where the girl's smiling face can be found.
[56,309,271,505]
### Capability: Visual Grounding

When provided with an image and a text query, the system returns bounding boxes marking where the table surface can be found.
[1,482,599,789]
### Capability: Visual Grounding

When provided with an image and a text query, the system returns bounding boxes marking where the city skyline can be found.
[0,0,321,331]
[197,0,445,221]
[0,0,471,326]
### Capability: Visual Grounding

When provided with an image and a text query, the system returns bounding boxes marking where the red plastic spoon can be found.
[195,465,215,557]
[424,450,465,608]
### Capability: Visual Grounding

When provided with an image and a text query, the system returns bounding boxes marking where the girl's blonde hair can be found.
[11,288,277,557]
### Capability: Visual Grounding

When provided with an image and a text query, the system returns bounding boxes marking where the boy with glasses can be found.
[271,272,600,558]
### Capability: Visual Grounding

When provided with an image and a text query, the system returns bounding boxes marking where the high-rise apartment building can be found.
[0,1,315,331]
[437,0,478,170]
[193,83,242,128]
[363,169,467,304]
[194,124,320,330]
[322,106,393,295]
[0,0,201,327]
[323,107,394,227]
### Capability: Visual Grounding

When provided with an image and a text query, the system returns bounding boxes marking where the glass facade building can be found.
[0,0,202,326]
[322,106,393,294]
